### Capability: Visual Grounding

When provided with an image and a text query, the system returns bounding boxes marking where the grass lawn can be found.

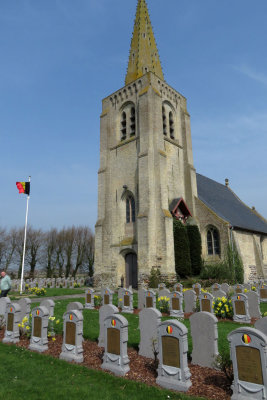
[0,343,206,400]
[10,287,85,300]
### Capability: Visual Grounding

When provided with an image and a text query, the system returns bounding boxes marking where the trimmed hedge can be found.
[173,219,191,278]
[186,224,202,275]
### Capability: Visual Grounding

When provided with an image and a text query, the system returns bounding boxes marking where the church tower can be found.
[94,0,198,288]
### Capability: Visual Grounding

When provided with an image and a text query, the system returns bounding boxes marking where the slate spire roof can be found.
[125,0,164,85]
[196,173,267,235]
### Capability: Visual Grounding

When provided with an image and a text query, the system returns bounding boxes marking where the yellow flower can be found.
[18,323,21,327]
[30,313,32,317]
[49,316,55,321]
[52,337,56,342]
[119,299,122,302]
[26,326,30,330]
[56,319,60,324]
[218,302,222,307]
[48,332,51,337]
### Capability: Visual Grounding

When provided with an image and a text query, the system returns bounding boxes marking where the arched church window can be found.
[162,106,167,135]
[121,112,127,140]
[169,111,174,139]
[126,196,135,223]
[130,107,136,136]
[207,227,220,255]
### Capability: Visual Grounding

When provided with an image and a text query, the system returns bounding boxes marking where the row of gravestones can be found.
[11,277,85,291]
[86,287,262,322]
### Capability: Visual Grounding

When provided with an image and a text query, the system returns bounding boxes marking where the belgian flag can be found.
[16,181,30,195]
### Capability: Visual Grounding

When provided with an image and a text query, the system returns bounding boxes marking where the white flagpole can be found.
[20,176,31,294]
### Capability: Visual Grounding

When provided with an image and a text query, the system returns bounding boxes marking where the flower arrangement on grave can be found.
[25,284,29,291]
[157,296,170,313]
[18,316,31,338]
[251,286,256,291]
[29,287,46,296]
[48,316,60,342]
[94,295,102,307]
[244,288,248,293]
[213,297,233,319]
[74,283,80,288]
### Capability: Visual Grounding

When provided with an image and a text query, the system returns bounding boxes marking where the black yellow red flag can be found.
[16,182,30,195]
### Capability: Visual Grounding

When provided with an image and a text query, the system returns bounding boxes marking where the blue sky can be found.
[0,0,267,231]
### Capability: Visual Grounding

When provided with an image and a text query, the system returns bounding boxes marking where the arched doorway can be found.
[125,253,138,289]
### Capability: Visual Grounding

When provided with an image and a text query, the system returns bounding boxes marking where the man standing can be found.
[0,271,11,297]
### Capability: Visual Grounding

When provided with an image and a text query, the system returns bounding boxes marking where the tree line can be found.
[0,226,94,279]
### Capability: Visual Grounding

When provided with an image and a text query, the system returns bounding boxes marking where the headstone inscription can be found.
[145,290,156,308]
[232,294,250,323]
[192,283,201,297]
[234,284,244,294]
[228,327,267,400]
[101,288,113,305]
[59,310,83,363]
[190,312,218,368]
[101,314,130,376]
[199,292,214,314]
[247,291,261,320]
[66,302,83,312]
[85,288,95,309]
[184,290,196,313]
[138,308,162,359]
[98,304,119,347]
[259,283,267,303]
[3,303,21,344]
[29,306,49,352]
[169,291,184,318]
[156,320,192,392]
[121,288,133,313]
[174,283,183,293]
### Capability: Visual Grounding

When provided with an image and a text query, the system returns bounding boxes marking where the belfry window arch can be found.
[120,102,136,141]
[207,226,220,255]
[126,195,135,223]
[162,101,175,139]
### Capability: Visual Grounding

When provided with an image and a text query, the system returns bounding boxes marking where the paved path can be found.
[28,293,86,303]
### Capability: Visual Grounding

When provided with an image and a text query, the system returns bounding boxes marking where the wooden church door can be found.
[125,253,138,289]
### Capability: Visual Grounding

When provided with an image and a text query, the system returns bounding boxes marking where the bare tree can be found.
[55,229,65,277]
[3,228,17,271]
[43,228,58,277]
[0,228,7,268]
[64,226,75,277]
[72,226,93,278]
[15,227,29,278]
[83,231,95,277]
[26,227,44,278]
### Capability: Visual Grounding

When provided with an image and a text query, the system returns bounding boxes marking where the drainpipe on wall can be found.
[230,226,235,270]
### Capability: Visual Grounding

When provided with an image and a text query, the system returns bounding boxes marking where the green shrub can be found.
[214,350,233,384]
[148,268,161,288]
[186,224,202,275]
[173,219,191,278]
[200,262,233,282]
[157,296,170,313]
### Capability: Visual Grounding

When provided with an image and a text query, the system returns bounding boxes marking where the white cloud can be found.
[233,64,267,86]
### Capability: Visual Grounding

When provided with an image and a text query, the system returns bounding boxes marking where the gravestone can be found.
[247,291,261,319]
[138,288,146,310]
[259,283,267,303]
[190,312,218,368]
[184,290,196,313]
[118,288,124,308]
[192,283,201,297]
[156,319,191,392]
[213,289,227,299]
[199,292,214,314]
[255,317,267,336]
[244,283,251,291]
[121,288,133,313]
[144,290,156,308]
[3,303,21,344]
[101,288,113,305]
[85,288,94,309]
[228,327,267,399]
[139,308,162,359]
[101,314,130,376]
[18,298,31,323]
[234,284,244,294]
[169,291,184,318]
[221,283,230,294]
[0,297,11,325]
[211,283,221,295]
[98,304,119,347]
[173,283,183,293]
[158,288,171,300]
[232,294,250,323]
[40,299,55,318]
[29,306,49,352]
[60,309,83,363]
[158,283,166,291]
[66,302,83,312]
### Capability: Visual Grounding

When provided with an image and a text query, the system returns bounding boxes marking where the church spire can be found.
[125,0,164,85]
